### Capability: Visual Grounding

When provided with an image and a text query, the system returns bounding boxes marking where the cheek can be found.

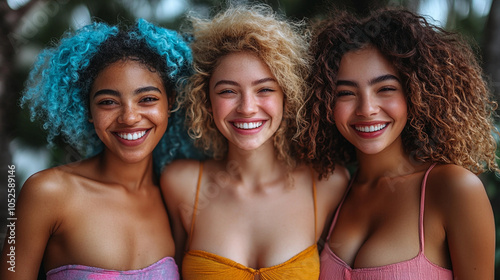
[90,110,110,128]
[262,96,284,118]
[386,98,408,121]
[210,99,232,120]
[148,105,170,130]
[333,103,348,124]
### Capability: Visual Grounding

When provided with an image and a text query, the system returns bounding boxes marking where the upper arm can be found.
[315,164,350,242]
[436,166,495,279]
[0,170,64,279]
[160,160,200,266]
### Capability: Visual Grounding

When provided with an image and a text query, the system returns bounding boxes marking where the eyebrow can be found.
[213,77,277,89]
[336,74,400,87]
[92,86,162,99]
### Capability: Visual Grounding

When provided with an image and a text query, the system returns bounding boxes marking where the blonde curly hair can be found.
[183,4,311,167]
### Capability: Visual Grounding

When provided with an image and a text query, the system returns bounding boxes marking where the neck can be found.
[225,140,287,189]
[95,150,155,191]
[355,137,426,184]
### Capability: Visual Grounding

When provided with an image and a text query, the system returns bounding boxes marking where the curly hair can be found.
[183,4,311,167]
[300,8,499,178]
[21,18,202,173]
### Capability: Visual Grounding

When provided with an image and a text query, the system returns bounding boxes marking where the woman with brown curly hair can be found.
[160,4,349,279]
[300,8,498,280]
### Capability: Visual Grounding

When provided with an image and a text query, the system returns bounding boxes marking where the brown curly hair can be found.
[299,8,499,178]
[183,4,311,167]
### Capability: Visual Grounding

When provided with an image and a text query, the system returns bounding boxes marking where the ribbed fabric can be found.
[319,163,453,280]
[182,162,320,280]
[183,244,319,280]
[46,256,179,280]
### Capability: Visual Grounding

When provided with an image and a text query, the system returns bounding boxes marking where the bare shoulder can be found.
[427,164,485,197]
[160,159,202,200]
[315,164,350,193]
[426,165,494,278]
[295,163,349,207]
[426,164,490,217]
[19,166,73,205]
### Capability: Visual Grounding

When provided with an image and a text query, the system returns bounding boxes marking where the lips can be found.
[112,129,151,146]
[232,121,263,130]
[354,123,387,133]
[116,130,147,140]
[350,122,389,139]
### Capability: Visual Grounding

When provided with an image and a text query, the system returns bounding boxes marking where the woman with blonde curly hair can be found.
[161,4,348,279]
[299,8,498,280]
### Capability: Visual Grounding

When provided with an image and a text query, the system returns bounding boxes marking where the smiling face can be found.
[209,51,284,152]
[333,46,407,156]
[89,59,170,164]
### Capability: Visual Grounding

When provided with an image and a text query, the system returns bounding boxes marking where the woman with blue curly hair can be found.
[0,19,199,279]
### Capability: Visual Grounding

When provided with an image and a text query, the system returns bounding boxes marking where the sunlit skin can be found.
[0,59,176,279]
[326,46,495,278]
[90,60,170,165]
[161,51,349,270]
[333,46,407,157]
[209,52,284,154]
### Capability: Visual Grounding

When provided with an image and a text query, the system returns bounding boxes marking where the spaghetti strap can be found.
[310,168,318,238]
[187,162,204,250]
[419,163,436,254]
[326,176,354,241]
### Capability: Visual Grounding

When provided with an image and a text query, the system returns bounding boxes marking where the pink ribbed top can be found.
[319,163,453,280]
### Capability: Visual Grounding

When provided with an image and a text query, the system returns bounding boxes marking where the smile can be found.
[354,123,387,133]
[116,130,147,141]
[233,121,263,130]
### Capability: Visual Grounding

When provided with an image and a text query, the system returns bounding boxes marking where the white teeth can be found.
[355,124,387,132]
[233,121,263,130]
[117,130,147,140]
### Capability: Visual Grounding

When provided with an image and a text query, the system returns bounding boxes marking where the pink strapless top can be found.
[319,163,453,280]
[46,256,179,280]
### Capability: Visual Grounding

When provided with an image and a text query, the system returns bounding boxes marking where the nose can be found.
[118,104,141,125]
[236,93,258,115]
[355,94,379,117]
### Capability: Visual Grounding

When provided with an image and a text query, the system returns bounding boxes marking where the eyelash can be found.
[336,91,353,97]
[218,89,235,95]
[217,88,275,95]
[140,96,159,103]
[97,99,116,106]
[379,87,396,92]
[259,88,275,93]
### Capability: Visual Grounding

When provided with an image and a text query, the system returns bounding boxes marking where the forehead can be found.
[211,52,275,82]
[337,46,399,81]
[91,60,164,92]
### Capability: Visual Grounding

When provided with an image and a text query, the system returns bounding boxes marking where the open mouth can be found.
[232,121,263,130]
[116,130,148,141]
[354,123,387,133]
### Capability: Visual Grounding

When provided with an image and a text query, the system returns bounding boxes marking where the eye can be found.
[379,86,396,92]
[217,89,236,95]
[258,88,275,94]
[97,99,117,106]
[336,90,354,97]
[140,96,159,103]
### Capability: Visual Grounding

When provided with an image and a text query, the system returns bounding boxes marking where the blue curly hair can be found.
[21,19,203,173]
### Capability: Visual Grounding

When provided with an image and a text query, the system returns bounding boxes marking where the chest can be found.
[45,186,174,270]
[187,181,317,268]
[329,181,422,268]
